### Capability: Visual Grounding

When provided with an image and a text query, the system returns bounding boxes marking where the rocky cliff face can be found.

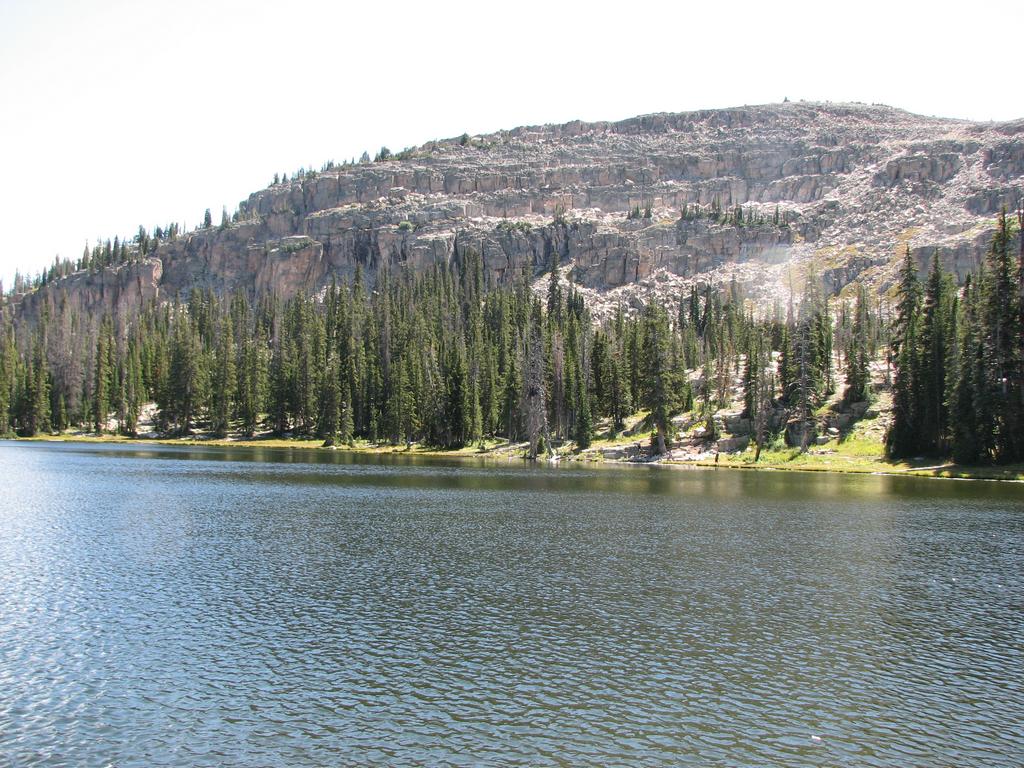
[10,102,1024,323]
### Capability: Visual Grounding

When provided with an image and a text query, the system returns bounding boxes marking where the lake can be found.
[0,441,1022,766]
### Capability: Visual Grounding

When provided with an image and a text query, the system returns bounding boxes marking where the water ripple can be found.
[0,441,1022,766]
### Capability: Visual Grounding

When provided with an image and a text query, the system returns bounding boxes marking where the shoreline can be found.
[9,433,1024,483]
[678,458,1024,483]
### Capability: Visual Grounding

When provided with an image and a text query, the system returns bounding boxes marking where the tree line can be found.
[0,246,882,458]
[1,214,1020,466]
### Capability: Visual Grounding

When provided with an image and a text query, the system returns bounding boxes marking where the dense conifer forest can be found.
[888,210,1024,464]
[0,211,1021,466]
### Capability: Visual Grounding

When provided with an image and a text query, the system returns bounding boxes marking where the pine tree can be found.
[980,211,1023,461]
[887,247,922,458]
[123,339,144,436]
[574,367,592,449]
[318,354,340,446]
[0,325,13,435]
[502,338,522,442]
[641,301,675,454]
[236,328,264,437]
[54,394,68,434]
[892,246,922,356]
[93,323,111,433]
[288,297,321,435]
[918,253,953,454]
[166,314,204,435]
[25,334,51,436]
[210,319,235,437]
[744,326,774,461]
[268,322,293,435]
[382,362,402,445]
[339,376,354,446]
[790,322,817,448]
[843,283,872,405]
[591,331,608,420]
[607,309,630,433]
[523,303,550,459]
[443,345,468,449]
[888,315,921,458]
[951,276,983,463]
[399,353,419,446]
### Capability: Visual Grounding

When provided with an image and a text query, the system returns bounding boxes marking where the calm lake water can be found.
[1,441,1022,767]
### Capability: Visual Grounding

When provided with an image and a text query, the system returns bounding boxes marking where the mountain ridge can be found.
[6,101,1023,326]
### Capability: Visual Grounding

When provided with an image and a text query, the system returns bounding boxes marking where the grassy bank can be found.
[13,429,1024,482]
[679,435,1024,482]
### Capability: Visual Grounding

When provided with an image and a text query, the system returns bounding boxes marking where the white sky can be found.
[1,0,1018,287]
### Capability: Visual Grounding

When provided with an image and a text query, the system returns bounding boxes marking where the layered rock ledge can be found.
[10,102,1023,323]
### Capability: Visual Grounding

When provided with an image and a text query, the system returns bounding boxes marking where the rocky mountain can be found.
[9,101,1024,323]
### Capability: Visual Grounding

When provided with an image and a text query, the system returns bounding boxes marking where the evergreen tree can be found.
[93,323,112,433]
[123,339,144,436]
[744,326,774,461]
[443,345,469,449]
[887,247,922,458]
[641,301,674,454]
[843,283,872,405]
[778,287,797,405]
[399,353,419,446]
[236,325,266,437]
[268,321,293,435]
[574,367,592,449]
[980,211,1023,461]
[318,353,341,446]
[951,276,983,463]
[210,318,235,437]
[523,302,550,459]
[166,313,205,435]
[918,253,953,453]
[339,377,354,446]
[0,325,13,435]
[24,333,51,436]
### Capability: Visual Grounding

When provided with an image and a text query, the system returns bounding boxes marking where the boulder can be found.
[848,401,871,418]
[724,415,752,435]
[716,435,750,453]
[785,419,817,448]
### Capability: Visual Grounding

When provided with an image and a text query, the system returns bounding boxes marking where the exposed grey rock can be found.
[716,436,750,453]
[848,401,871,418]
[786,418,817,448]
[10,102,1023,327]
[724,415,752,435]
